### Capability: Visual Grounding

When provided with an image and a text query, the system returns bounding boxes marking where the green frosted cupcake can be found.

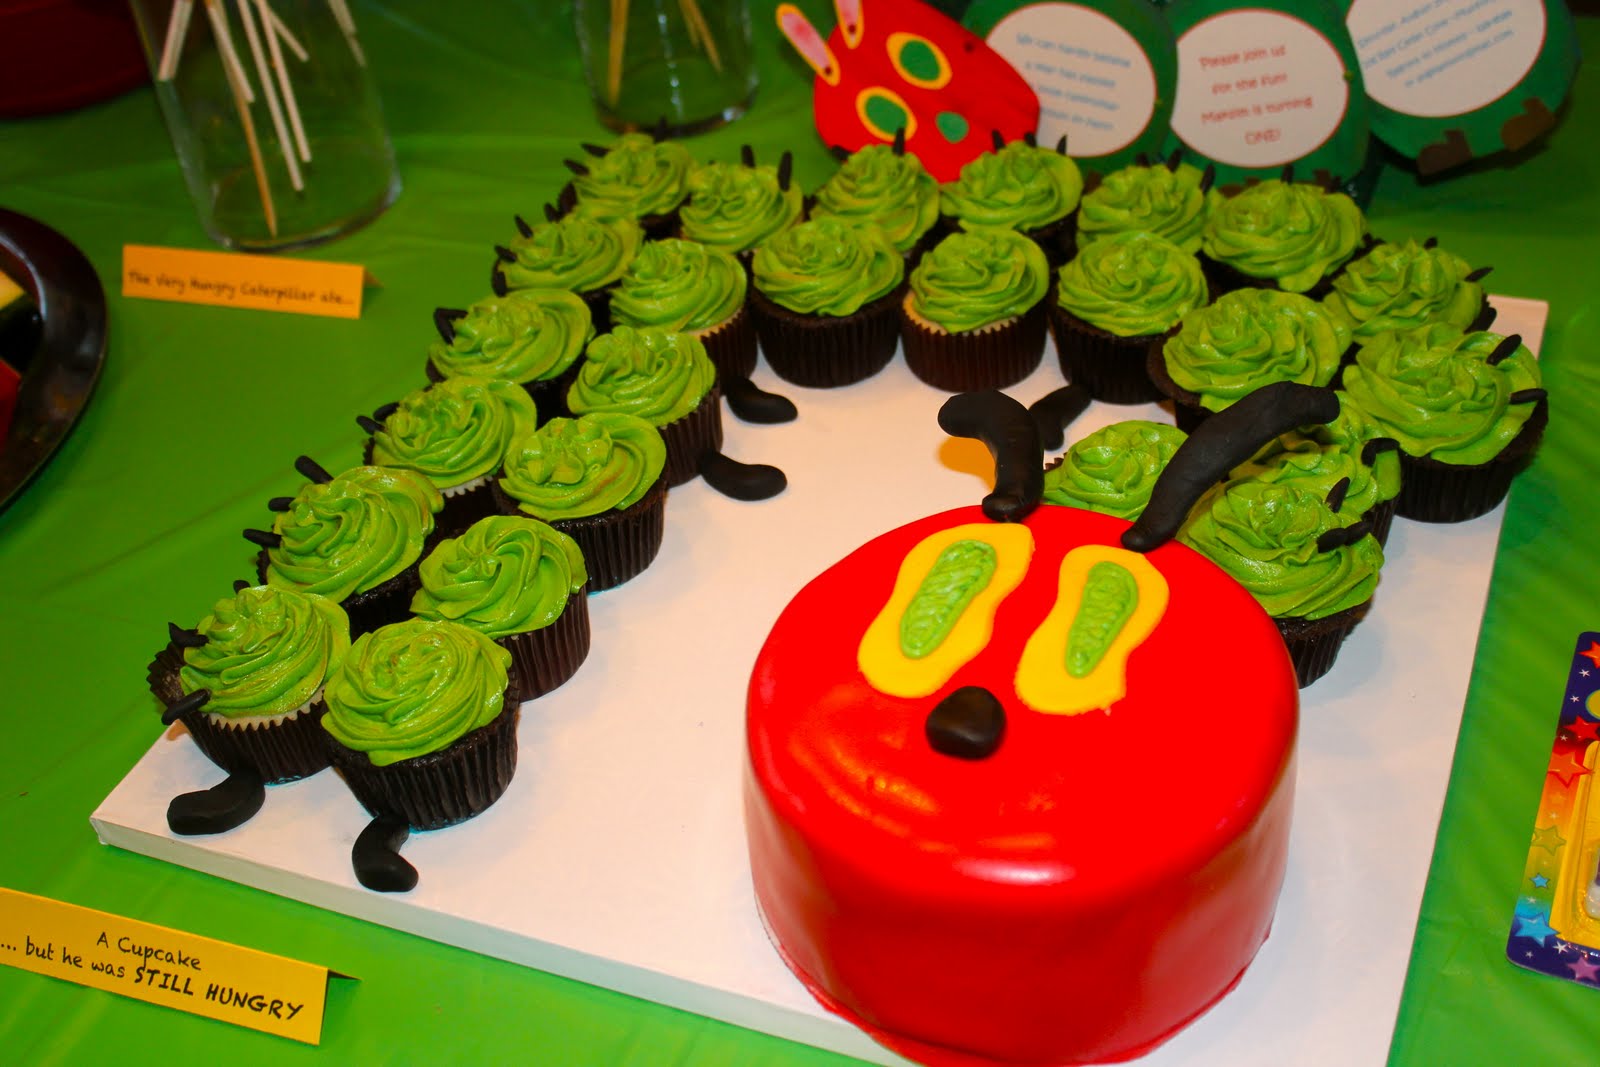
[899,227,1050,392]
[749,217,905,388]
[1152,288,1349,430]
[413,516,590,700]
[1077,159,1217,253]
[563,132,693,237]
[1200,179,1367,296]
[810,143,939,258]
[567,325,720,488]
[679,157,803,260]
[492,214,643,333]
[1342,325,1546,522]
[1051,230,1209,403]
[1041,420,1188,521]
[495,412,668,592]
[940,139,1083,262]
[610,238,754,381]
[1180,479,1384,686]
[428,289,593,419]
[1323,238,1490,342]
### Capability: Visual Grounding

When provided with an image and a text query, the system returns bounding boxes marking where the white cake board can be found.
[94,298,1547,1067]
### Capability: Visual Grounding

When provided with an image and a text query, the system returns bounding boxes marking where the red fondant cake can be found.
[745,504,1298,1066]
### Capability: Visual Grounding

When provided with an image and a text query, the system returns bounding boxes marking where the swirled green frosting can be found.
[179,586,350,718]
[940,142,1083,232]
[1055,230,1208,337]
[567,325,715,425]
[429,289,593,384]
[610,239,746,333]
[412,516,586,639]
[322,618,509,767]
[265,467,442,602]
[810,145,939,254]
[1236,391,1401,521]
[499,215,642,293]
[1041,421,1188,521]
[1163,289,1348,411]
[1078,162,1217,253]
[752,218,903,316]
[907,228,1048,333]
[1324,239,1484,340]
[1341,325,1542,465]
[571,133,693,221]
[679,161,803,254]
[1179,481,1384,620]
[499,412,665,520]
[372,377,538,490]
[1201,180,1366,293]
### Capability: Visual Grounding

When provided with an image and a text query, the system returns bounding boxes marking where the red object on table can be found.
[0,0,149,118]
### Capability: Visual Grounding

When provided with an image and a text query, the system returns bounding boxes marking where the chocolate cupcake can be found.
[566,325,720,488]
[561,131,693,238]
[249,463,442,637]
[491,213,642,333]
[1077,157,1217,254]
[1341,325,1547,522]
[1323,237,1493,344]
[364,376,539,538]
[412,516,590,700]
[1040,420,1188,520]
[427,290,593,421]
[609,238,755,382]
[322,618,521,891]
[899,227,1049,392]
[678,153,803,267]
[1050,230,1208,403]
[810,141,940,262]
[149,585,351,833]
[495,412,667,592]
[1200,178,1367,297]
[940,136,1083,263]
[1152,288,1349,431]
[749,217,905,388]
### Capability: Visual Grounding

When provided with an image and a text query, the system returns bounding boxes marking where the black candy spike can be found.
[740,143,756,167]
[232,579,251,593]
[494,244,517,264]
[373,401,400,420]
[1199,163,1217,193]
[580,142,607,157]
[161,687,211,725]
[926,686,1006,760]
[1466,265,1494,282]
[356,414,384,434]
[1023,130,1037,147]
[243,528,283,548]
[490,267,508,297]
[513,214,533,237]
[1317,516,1374,553]
[295,455,333,483]
[1424,236,1439,249]
[434,306,466,343]
[1510,388,1547,405]
[1281,163,1295,184]
[1486,334,1524,365]
[1135,152,1151,167]
[777,151,793,192]
[543,202,560,222]
[1361,437,1400,466]
[893,127,906,156]
[829,144,851,162]
[1325,476,1351,514]
[1166,147,1183,171]
[563,158,590,177]
[1055,134,1068,155]
[990,129,1006,151]
[168,621,207,648]
[1341,342,1361,365]
[653,116,669,142]
[266,496,293,512]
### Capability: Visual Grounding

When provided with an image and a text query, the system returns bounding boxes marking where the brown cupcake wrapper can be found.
[749,283,903,389]
[495,583,592,700]
[1049,303,1169,404]
[148,644,332,783]
[698,303,758,381]
[1276,599,1372,688]
[329,689,522,832]
[1395,398,1548,523]
[899,297,1046,393]
[1366,496,1398,548]
[655,384,724,488]
[256,548,421,638]
[492,475,667,593]
[1144,345,1211,430]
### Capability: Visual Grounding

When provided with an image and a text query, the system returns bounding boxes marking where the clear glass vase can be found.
[128,0,401,251]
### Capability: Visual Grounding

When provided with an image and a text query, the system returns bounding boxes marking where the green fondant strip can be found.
[1065,562,1139,678]
[899,539,997,660]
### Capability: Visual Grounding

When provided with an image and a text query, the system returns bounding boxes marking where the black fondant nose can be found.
[926,687,1006,760]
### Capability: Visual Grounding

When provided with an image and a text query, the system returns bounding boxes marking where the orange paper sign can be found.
[122,244,369,319]
[0,887,340,1044]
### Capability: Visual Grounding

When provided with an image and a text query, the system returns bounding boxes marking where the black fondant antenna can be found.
[938,391,1044,524]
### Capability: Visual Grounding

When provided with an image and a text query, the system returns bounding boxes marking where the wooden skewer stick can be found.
[233,0,301,191]
[221,37,277,236]
[607,0,628,107]
[259,0,311,163]
[262,3,307,62]
[157,0,197,81]
[326,0,367,66]
[203,0,255,104]
[680,0,721,71]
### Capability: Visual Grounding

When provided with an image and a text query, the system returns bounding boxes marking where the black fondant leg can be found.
[699,451,787,501]
[166,769,266,836]
[722,375,798,424]
[1028,385,1093,452]
[352,816,418,893]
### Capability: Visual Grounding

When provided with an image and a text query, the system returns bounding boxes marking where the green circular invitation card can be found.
[964,0,1178,173]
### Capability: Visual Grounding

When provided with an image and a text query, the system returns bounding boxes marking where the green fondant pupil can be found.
[899,39,942,81]
[1065,562,1139,678]
[936,111,969,144]
[900,540,997,660]
[864,92,909,138]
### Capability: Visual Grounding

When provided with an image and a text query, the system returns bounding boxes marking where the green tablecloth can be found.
[0,4,1593,1064]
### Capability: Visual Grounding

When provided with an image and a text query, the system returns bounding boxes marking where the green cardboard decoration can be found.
[1162,0,1371,191]
[963,1,1178,173]
[1342,0,1581,175]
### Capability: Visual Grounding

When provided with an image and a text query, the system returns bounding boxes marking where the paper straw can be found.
[259,0,311,163]
[233,0,301,191]
[203,0,255,103]
[326,0,367,66]
[157,0,196,81]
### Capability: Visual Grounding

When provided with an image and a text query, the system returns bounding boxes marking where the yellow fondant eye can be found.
[887,32,951,90]
[859,524,1034,699]
[856,87,918,143]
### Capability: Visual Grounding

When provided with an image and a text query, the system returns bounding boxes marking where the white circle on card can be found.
[1347,0,1546,118]
[984,4,1159,157]
[1171,10,1350,168]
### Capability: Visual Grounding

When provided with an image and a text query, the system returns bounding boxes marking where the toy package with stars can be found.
[1508,632,1600,987]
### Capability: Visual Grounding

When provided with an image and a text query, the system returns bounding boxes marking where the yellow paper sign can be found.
[0,887,338,1044]
[121,244,369,319]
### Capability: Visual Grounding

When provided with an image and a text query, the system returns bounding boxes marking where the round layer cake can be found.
[745,504,1298,1066]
